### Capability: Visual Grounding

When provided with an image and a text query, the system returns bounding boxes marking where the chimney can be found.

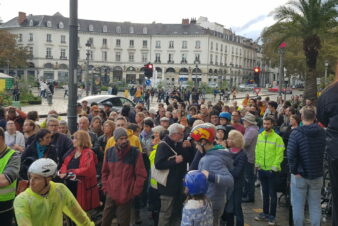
[182,18,189,25]
[18,12,27,25]
[190,18,196,24]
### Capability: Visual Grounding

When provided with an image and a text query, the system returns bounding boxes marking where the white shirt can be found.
[5,131,25,149]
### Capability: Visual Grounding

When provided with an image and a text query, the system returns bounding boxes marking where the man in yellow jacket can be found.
[105,116,142,152]
[254,117,284,226]
[14,158,94,226]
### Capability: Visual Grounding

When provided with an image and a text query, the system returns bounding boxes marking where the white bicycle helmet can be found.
[28,158,57,177]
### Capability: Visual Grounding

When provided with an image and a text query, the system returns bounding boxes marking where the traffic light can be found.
[253,67,260,85]
[144,63,153,78]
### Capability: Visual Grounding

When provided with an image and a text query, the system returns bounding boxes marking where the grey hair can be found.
[152,125,165,134]
[168,123,184,136]
[47,117,59,126]
[59,120,68,126]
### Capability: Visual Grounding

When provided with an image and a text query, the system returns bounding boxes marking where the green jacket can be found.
[255,130,285,171]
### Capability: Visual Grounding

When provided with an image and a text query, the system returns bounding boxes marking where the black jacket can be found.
[317,82,338,160]
[20,141,58,179]
[51,133,73,164]
[287,124,325,179]
[154,136,193,196]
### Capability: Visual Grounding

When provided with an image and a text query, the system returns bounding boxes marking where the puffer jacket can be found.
[317,82,338,160]
[198,145,234,210]
[287,124,325,179]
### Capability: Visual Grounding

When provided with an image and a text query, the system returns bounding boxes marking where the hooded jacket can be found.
[105,129,143,152]
[317,82,338,160]
[198,145,234,210]
[243,125,259,164]
[287,124,325,179]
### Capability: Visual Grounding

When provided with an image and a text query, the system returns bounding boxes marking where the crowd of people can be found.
[0,83,337,226]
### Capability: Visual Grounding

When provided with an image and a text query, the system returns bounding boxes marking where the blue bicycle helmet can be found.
[219,112,231,121]
[184,170,208,195]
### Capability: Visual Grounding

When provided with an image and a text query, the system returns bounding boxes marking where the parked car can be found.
[268,87,293,94]
[238,83,258,91]
[78,95,135,112]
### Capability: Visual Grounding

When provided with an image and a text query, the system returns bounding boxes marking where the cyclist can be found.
[14,158,94,226]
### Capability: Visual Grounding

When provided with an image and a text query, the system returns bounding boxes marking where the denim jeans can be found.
[243,162,255,200]
[258,170,277,217]
[291,174,322,226]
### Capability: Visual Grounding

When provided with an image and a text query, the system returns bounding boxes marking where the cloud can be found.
[233,14,268,33]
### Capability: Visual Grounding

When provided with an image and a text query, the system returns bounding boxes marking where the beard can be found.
[117,141,129,150]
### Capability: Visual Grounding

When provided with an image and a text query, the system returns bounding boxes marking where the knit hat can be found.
[114,127,128,140]
[243,113,257,125]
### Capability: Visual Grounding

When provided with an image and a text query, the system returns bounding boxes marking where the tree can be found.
[264,0,338,101]
[0,30,29,70]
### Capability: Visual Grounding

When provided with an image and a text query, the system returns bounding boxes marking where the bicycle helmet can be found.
[28,158,57,178]
[190,123,216,143]
[216,125,227,133]
[184,170,208,195]
[219,112,231,121]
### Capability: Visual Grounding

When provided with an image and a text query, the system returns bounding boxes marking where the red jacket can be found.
[102,146,147,204]
[60,148,100,211]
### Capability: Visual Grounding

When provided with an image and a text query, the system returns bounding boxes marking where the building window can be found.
[195,54,200,63]
[115,52,121,62]
[116,39,121,47]
[169,41,174,48]
[47,21,52,27]
[89,50,93,60]
[102,51,107,62]
[17,34,22,42]
[225,45,228,53]
[155,53,161,63]
[181,54,187,64]
[155,41,161,48]
[60,48,66,59]
[142,40,147,48]
[46,48,52,58]
[89,24,94,32]
[103,38,107,47]
[210,54,213,64]
[168,53,174,63]
[61,35,66,44]
[116,26,121,33]
[129,26,134,34]
[47,34,52,42]
[142,53,148,63]
[28,47,33,58]
[59,22,64,29]
[103,25,108,33]
[195,40,200,49]
[182,41,187,49]
[129,40,134,48]
[29,33,33,41]
[29,20,34,26]
[211,42,213,50]
[215,55,218,65]
[216,43,218,51]
[143,27,147,34]
[221,44,223,52]
[129,53,134,62]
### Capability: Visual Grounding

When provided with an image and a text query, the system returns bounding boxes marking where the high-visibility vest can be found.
[0,149,17,201]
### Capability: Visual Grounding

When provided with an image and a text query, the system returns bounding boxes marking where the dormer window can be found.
[59,22,64,29]
[77,23,80,30]
[103,25,108,33]
[29,20,34,26]
[142,27,147,34]
[116,26,121,33]
[89,24,94,32]
[129,26,134,34]
[47,21,52,28]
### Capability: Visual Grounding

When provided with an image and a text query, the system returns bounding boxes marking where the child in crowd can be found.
[181,170,213,226]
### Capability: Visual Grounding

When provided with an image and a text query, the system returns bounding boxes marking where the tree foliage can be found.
[262,0,338,100]
[0,30,29,69]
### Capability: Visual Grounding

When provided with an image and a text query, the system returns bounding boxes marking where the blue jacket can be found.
[181,199,213,226]
[198,145,234,210]
[287,123,326,179]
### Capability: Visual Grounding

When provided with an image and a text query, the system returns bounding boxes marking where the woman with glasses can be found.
[59,131,100,212]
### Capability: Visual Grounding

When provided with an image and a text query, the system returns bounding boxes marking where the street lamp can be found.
[85,39,91,96]
[194,60,199,87]
[324,60,329,87]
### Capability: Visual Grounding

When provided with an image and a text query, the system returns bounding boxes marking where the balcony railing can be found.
[167,60,174,64]
[46,55,53,59]
[60,56,67,60]
[155,60,161,64]
[181,60,187,64]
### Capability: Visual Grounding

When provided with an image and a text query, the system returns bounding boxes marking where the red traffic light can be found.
[148,64,153,69]
[253,67,260,73]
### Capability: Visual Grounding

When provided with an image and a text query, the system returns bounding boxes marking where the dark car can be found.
[78,95,135,112]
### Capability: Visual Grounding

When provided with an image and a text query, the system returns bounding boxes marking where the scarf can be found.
[36,142,48,159]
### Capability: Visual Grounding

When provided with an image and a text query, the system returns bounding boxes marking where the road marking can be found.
[252,208,263,213]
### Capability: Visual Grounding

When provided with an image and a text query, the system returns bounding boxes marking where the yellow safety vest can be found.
[0,149,17,201]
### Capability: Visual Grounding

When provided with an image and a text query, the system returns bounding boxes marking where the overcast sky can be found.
[0,0,289,39]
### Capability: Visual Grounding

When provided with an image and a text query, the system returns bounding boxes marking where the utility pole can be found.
[278,42,286,97]
[324,60,329,87]
[85,40,91,96]
[68,0,78,134]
